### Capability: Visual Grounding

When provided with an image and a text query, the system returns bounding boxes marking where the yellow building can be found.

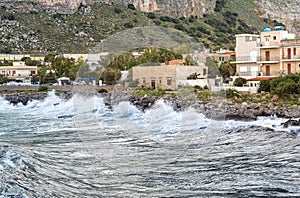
[232,27,299,78]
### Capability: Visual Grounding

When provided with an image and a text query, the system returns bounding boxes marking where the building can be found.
[0,54,44,61]
[281,39,300,74]
[209,49,235,65]
[231,34,261,78]
[232,27,299,78]
[0,61,37,79]
[258,27,295,76]
[132,62,208,89]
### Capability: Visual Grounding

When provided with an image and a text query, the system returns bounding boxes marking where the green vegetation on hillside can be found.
[0,1,286,54]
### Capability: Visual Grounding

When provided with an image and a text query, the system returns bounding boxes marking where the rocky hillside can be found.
[0,0,299,54]
[256,0,300,35]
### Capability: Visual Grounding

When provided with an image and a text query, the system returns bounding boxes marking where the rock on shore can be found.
[2,92,72,105]
[2,91,300,121]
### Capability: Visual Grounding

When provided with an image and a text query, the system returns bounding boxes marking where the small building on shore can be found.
[0,61,37,80]
[132,61,208,89]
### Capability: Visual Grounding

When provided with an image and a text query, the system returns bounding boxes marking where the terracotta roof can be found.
[247,77,275,81]
[168,59,185,65]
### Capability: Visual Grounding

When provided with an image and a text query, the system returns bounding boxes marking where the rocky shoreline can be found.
[2,91,300,122]
[2,92,72,105]
[101,91,300,121]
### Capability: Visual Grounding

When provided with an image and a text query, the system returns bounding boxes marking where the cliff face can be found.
[0,0,216,16]
[256,0,300,34]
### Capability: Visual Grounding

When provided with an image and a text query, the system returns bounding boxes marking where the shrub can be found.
[97,88,108,93]
[233,77,246,87]
[258,80,270,93]
[127,4,135,10]
[198,91,211,100]
[225,89,239,99]
[194,85,202,90]
[203,85,209,90]
[38,86,48,92]
[147,12,156,19]
[124,22,134,28]
[114,7,122,14]
[174,24,185,31]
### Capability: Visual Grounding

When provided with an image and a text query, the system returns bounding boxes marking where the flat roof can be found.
[235,34,260,37]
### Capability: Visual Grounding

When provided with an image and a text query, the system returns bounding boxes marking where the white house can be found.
[0,61,37,79]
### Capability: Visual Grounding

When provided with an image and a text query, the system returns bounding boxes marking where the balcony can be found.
[236,71,260,77]
[257,56,280,64]
[230,56,258,64]
[282,55,300,61]
[282,39,300,46]
[259,41,280,48]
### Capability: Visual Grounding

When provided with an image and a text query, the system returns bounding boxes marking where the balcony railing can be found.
[236,71,260,77]
[282,55,300,60]
[232,56,280,62]
[257,56,280,62]
[233,56,258,62]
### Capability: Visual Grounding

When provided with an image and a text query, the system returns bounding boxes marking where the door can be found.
[266,66,270,76]
[288,64,291,74]
[265,51,270,61]
[151,79,155,89]
[288,48,291,59]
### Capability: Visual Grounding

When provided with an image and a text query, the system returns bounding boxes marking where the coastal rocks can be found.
[4,93,48,105]
[2,92,72,105]
[281,119,300,128]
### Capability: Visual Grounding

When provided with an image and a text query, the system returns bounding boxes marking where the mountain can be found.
[0,0,298,54]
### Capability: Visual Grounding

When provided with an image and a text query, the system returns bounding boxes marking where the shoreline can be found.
[1,86,300,121]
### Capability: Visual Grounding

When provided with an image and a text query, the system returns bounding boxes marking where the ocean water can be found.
[1,90,300,197]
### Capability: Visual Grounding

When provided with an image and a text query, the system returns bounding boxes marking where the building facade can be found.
[132,63,207,89]
[258,27,295,76]
[232,27,299,78]
[231,34,260,77]
[0,62,38,79]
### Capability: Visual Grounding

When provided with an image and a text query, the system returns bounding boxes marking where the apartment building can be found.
[231,34,260,78]
[232,27,299,78]
[258,27,295,76]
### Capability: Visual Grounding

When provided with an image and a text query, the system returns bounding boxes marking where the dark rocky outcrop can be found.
[2,92,72,105]
[281,119,300,128]
[3,90,300,121]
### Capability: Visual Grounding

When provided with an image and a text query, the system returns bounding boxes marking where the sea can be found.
[1,90,300,197]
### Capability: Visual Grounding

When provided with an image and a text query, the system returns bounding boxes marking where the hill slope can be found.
[0,0,298,54]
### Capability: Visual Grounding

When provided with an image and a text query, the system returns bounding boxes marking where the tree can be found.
[233,77,246,87]
[101,68,121,85]
[258,80,270,93]
[185,55,197,66]
[44,52,58,63]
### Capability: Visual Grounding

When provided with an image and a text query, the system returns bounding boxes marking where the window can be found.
[219,57,225,61]
[273,36,277,40]
[203,68,207,76]
[294,48,297,55]
[142,78,146,84]
[159,78,162,84]
[245,36,256,42]
[167,78,172,86]
[265,36,270,42]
